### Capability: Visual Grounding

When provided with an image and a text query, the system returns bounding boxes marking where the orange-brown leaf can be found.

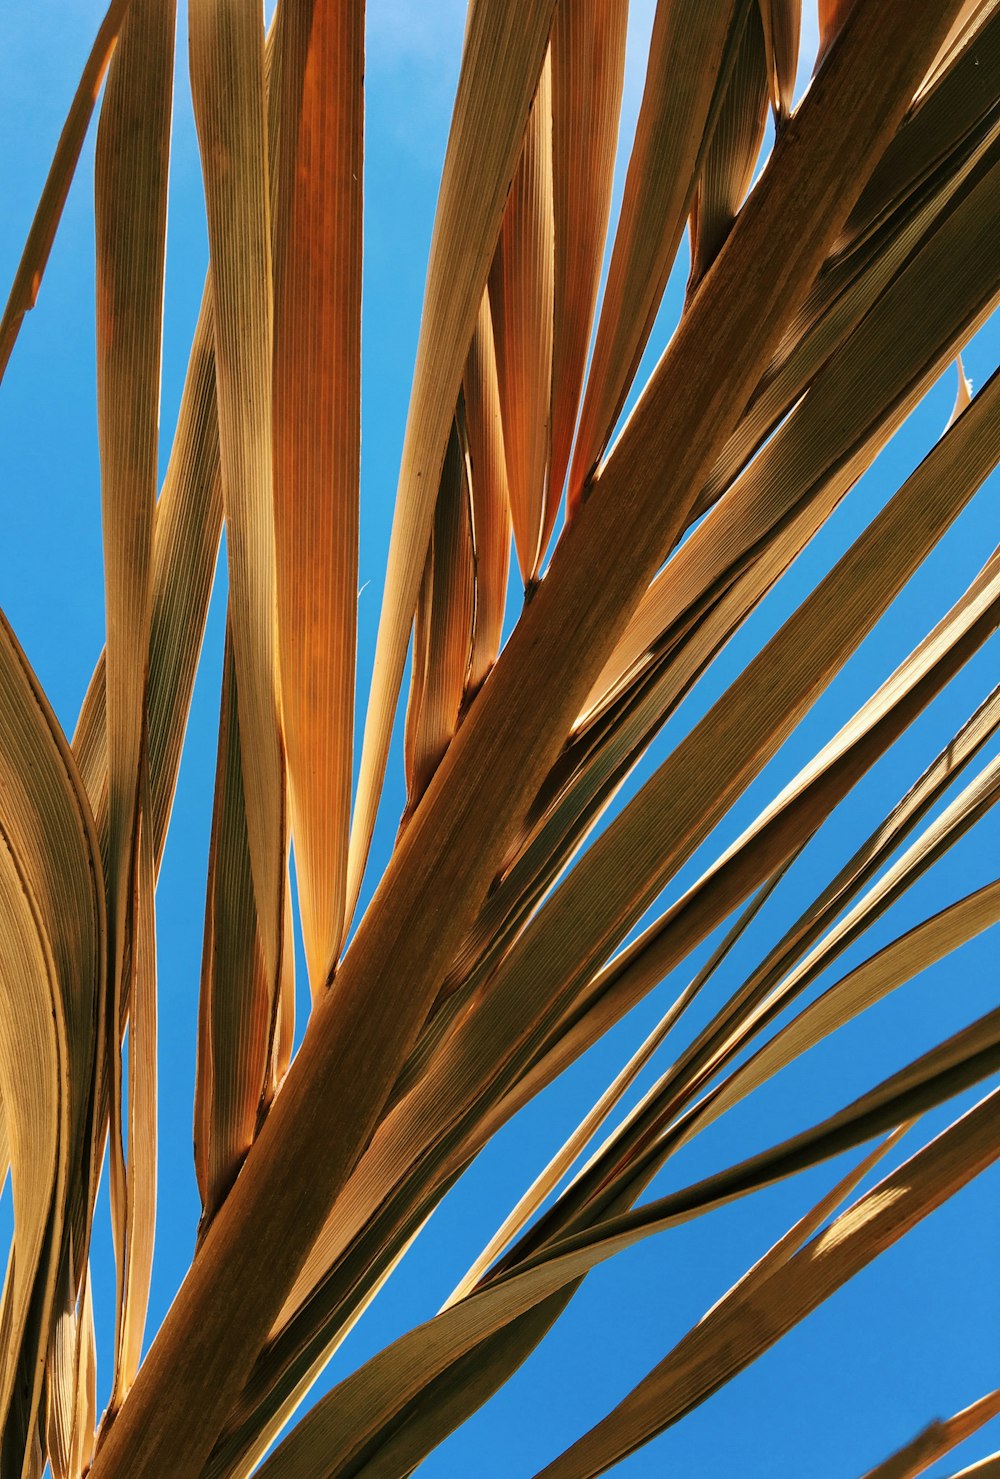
[548,0,629,539]
[760,0,801,122]
[567,0,738,507]
[462,294,512,695]
[273,0,362,992]
[489,52,554,584]
[346,0,558,926]
[405,425,476,810]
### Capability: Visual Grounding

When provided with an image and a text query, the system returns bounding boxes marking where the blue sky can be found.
[1,3,999,1474]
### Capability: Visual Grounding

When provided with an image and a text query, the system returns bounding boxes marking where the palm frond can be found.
[0,1,997,1476]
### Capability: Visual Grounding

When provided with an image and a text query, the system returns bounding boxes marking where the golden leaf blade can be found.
[0,834,68,1457]
[74,286,225,874]
[547,0,629,531]
[109,798,157,1409]
[489,50,554,584]
[948,352,974,427]
[471,219,1000,981]
[722,749,1000,1052]
[404,425,476,812]
[695,132,1000,532]
[689,1,770,288]
[948,1459,1000,1479]
[817,0,858,64]
[760,0,801,123]
[189,0,285,997]
[848,12,1000,252]
[195,628,294,1230]
[92,0,174,1411]
[346,0,558,924]
[273,0,363,991]
[920,0,997,96]
[0,616,104,1473]
[46,1259,97,1479]
[462,294,512,695]
[864,1389,1000,1479]
[94,0,173,938]
[402,555,432,816]
[566,0,738,508]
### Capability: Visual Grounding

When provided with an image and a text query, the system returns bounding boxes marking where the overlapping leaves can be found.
[0,1,998,1477]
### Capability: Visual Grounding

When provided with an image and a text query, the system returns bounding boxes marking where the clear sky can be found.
[1,3,999,1475]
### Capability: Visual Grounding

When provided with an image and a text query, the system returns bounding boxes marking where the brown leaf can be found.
[689,1,770,288]
[461,295,513,695]
[189,0,286,999]
[346,0,558,925]
[273,0,363,992]
[0,0,133,381]
[92,0,174,1410]
[547,0,628,535]
[489,51,554,584]
[195,627,294,1230]
[863,1387,1000,1479]
[404,426,476,811]
[567,0,738,507]
[760,0,801,123]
